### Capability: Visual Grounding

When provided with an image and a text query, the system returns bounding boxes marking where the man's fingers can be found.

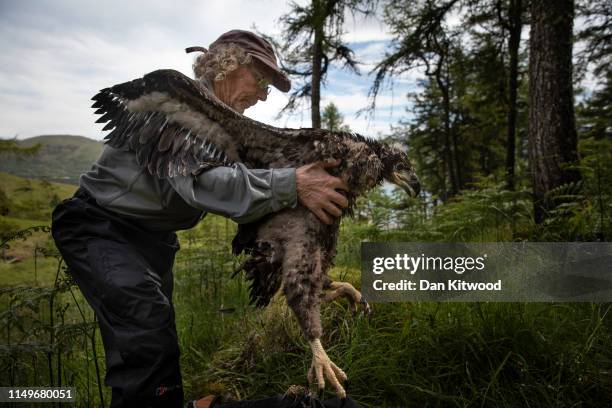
[326,176,348,192]
[323,202,343,218]
[328,191,349,208]
[296,158,349,223]
[314,209,333,225]
[319,158,341,168]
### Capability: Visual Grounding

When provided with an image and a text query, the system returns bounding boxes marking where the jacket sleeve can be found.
[166,163,297,224]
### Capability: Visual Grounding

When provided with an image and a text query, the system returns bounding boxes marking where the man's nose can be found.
[257,89,268,101]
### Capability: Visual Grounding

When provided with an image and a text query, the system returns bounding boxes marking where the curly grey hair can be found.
[192,42,253,84]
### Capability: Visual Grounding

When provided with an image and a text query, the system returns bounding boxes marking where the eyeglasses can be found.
[251,69,271,95]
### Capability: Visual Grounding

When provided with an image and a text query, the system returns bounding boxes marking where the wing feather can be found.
[158,124,179,152]
[90,69,325,179]
[91,71,234,178]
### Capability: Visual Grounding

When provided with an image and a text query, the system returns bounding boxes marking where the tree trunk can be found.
[505,0,522,190]
[436,70,459,196]
[529,0,581,223]
[311,1,323,129]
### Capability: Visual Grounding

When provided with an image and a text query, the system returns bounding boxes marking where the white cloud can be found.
[357,41,389,64]
[0,0,417,140]
[340,12,392,43]
[1,0,599,143]
[243,79,416,137]
[0,0,302,139]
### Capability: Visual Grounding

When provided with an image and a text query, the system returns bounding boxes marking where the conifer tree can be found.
[529,0,581,223]
[268,0,376,128]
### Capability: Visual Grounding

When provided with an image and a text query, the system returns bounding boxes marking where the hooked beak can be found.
[392,170,421,197]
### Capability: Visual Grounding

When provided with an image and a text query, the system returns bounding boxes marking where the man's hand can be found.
[295,159,349,225]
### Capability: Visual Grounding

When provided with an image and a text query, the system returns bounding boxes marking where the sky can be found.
[0,0,422,141]
[0,1,599,142]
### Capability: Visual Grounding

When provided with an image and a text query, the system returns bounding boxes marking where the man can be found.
[51,30,348,407]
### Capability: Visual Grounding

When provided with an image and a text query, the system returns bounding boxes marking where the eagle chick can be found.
[91,69,420,398]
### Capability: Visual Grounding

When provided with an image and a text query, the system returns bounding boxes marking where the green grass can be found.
[2,221,611,406]
[0,172,610,406]
[177,257,612,407]
[0,172,76,285]
[0,171,77,221]
[0,171,77,196]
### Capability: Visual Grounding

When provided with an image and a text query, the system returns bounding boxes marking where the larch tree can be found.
[371,0,462,197]
[267,0,376,128]
[576,0,612,79]
[321,102,351,131]
[528,0,581,224]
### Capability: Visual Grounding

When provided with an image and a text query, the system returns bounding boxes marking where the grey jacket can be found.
[80,81,297,232]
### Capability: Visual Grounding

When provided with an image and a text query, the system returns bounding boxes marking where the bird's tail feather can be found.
[231,240,284,308]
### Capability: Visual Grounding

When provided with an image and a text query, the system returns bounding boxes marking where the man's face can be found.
[214,65,270,114]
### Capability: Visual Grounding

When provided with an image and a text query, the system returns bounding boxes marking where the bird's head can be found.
[379,145,420,197]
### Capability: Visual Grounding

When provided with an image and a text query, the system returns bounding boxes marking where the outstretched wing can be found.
[91,69,305,178]
[91,69,238,178]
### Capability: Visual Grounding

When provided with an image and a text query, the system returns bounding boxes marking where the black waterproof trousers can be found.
[51,188,184,407]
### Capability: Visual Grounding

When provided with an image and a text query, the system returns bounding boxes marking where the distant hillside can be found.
[0,135,103,185]
[0,171,77,222]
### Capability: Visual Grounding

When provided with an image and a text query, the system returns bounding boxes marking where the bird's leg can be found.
[323,281,371,314]
[280,233,348,399]
[307,338,347,399]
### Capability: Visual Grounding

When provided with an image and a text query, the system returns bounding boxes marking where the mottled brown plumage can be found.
[92,69,419,395]
[231,133,419,340]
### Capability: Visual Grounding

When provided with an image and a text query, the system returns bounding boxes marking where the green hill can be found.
[0,135,103,185]
[0,172,78,282]
[0,171,77,222]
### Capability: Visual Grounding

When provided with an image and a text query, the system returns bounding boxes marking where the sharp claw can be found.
[309,339,348,399]
[359,296,372,315]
